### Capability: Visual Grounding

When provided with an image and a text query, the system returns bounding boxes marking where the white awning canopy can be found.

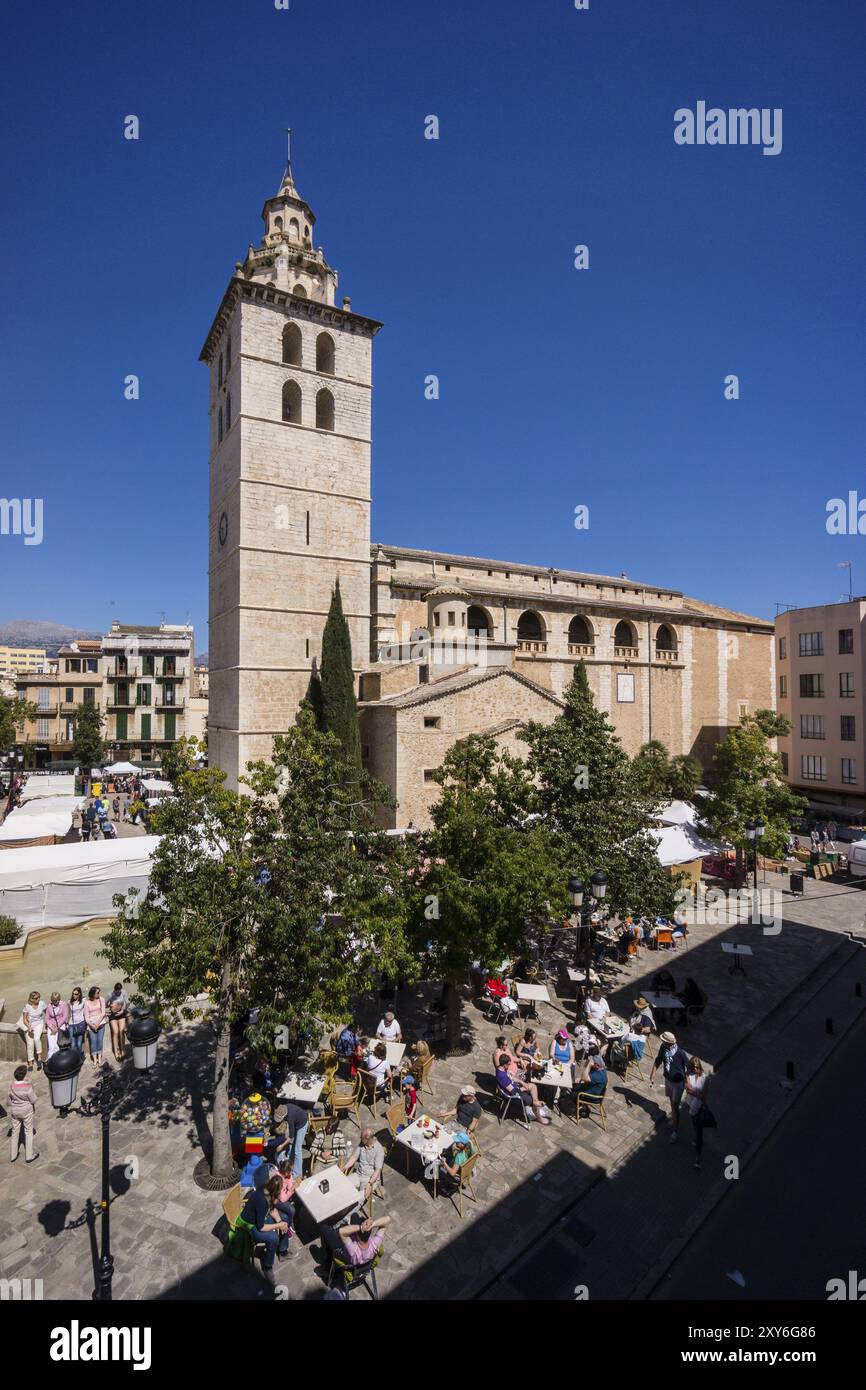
[651,800,699,828]
[652,824,724,867]
[0,835,161,928]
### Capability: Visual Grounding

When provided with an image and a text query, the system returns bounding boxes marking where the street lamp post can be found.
[44,1011,161,1301]
[745,818,765,896]
[568,870,608,1012]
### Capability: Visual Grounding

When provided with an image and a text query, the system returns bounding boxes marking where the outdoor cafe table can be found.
[294,1163,361,1226]
[567,966,599,985]
[534,1060,573,1113]
[395,1115,458,1199]
[642,991,682,1012]
[278,1072,327,1104]
[514,981,551,1019]
[588,1013,628,1043]
[722,942,753,976]
[383,1041,406,1069]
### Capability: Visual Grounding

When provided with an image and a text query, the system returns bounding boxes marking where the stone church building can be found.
[202,160,774,826]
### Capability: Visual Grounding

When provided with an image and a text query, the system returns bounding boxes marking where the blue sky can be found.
[1,0,864,648]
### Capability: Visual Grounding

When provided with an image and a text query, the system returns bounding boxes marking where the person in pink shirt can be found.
[8,1065,39,1163]
[45,993,71,1060]
[321,1213,391,1272]
[84,985,107,1065]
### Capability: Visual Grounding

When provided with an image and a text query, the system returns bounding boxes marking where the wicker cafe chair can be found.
[444,1151,479,1219]
[573,1087,608,1131]
[327,1075,363,1129]
[416,1053,435,1097]
[385,1099,409,1174]
[359,1067,393,1118]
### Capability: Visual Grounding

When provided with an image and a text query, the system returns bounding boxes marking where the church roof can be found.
[362,664,567,712]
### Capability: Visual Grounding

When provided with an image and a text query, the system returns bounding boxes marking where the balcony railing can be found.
[614,645,639,659]
[516,640,548,654]
[107,701,135,713]
[35,703,58,715]
[567,643,595,657]
[60,700,101,714]
[654,648,679,662]
[157,700,186,712]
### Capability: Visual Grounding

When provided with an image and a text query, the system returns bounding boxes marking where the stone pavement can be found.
[1,872,864,1302]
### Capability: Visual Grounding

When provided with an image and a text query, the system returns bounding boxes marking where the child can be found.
[398,1074,418,1131]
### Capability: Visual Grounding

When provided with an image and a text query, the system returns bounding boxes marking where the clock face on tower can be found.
[218,511,228,547]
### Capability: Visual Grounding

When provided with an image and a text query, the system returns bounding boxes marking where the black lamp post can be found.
[44,1010,161,1301]
[745,818,765,894]
[568,870,608,1011]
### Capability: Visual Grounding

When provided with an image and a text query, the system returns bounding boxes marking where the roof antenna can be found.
[286,126,292,179]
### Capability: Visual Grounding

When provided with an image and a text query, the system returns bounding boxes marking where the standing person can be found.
[684,1056,713,1171]
[85,985,107,1066]
[107,982,129,1062]
[68,987,87,1052]
[272,1101,310,1179]
[650,1030,690,1144]
[400,1073,418,1124]
[112,795,121,821]
[20,991,47,1072]
[45,992,71,1060]
[8,1065,39,1164]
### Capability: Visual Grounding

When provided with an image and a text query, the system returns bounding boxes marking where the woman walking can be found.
[45,992,71,1060]
[20,991,47,1072]
[85,985,107,1066]
[107,981,129,1062]
[8,1065,39,1164]
[69,987,87,1052]
[685,1056,713,1171]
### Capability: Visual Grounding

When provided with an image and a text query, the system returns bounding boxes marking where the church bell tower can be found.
[200,140,382,787]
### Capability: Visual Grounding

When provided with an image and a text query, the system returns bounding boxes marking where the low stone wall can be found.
[0,1020,30,1063]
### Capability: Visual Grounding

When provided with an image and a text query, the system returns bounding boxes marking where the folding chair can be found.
[497,1086,530,1130]
[574,1086,608,1131]
[444,1152,479,1219]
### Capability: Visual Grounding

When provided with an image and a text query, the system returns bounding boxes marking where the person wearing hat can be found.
[549,1027,576,1076]
[650,1031,690,1142]
[440,1085,482,1135]
[401,1073,418,1124]
[626,997,655,1061]
[438,1131,476,1189]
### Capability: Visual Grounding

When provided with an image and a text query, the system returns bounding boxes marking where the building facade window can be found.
[839,628,854,654]
[226,393,232,430]
[140,714,151,742]
[225,334,232,373]
[779,674,788,698]
[82,687,95,705]
[37,718,50,740]
[841,715,856,741]
[282,323,302,366]
[780,750,789,774]
[37,687,51,709]
[842,758,857,785]
[65,687,73,703]
[136,683,151,706]
[778,636,786,659]
[218,407,223,444]
[424,716,441,729]
[316,332,335,375]
[423,769,437,783]
[315,387,335,431]
[800,755,827,781]
[799,631,823,657]
[799,674,824,698]
[282,379,302,423]
[840,672,855,698]
[800,714,825,739]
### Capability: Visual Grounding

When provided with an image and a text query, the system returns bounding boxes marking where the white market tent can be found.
[0,835,160,929]
[17,773,78,800]
[652,824,723,868]
[103,760,140,775]
[141,777,173,803]
[0,794,86,844]
[651,800,699,828]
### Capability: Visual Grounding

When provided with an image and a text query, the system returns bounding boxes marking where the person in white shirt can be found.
[364,1042,394,1094]
[584,986,610,1024]
[376,1012,402,1043]
[21,992,47,1071]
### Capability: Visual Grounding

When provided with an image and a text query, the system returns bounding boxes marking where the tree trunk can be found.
[443,975,463,1054]
[211,958,236,1180]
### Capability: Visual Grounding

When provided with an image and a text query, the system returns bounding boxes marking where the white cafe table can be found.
[395,1116,459,1199]
[588,1013,628,1043]
[534,1061,573,1111]
[567,967,599,985]
[294,1163,360,1225]
[383,1041,406,1068]
[278,1073,326,1104]
[514,982,551,1018]
[642,991,682,1011]
[722,942,753,975]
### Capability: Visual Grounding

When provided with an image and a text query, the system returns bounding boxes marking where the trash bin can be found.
[790,872,805,896]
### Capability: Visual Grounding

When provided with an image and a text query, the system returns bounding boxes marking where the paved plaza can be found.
[1,874,864,1301]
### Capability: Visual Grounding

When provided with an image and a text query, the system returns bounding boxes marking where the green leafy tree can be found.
[411,735,566,1050]
[72,702,105,786]
[632,739,672,804]
[701,711,805,864]
[159,735,204,785]
[520,663,678,922]
[0,694,37,752]
[667,753,703,802]
[104,707,414,1182]
[319,580,362,771]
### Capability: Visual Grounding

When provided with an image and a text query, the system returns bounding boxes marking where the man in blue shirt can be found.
[649,1030,690,1143]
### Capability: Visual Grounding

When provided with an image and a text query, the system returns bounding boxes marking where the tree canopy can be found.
[700,710,804,860]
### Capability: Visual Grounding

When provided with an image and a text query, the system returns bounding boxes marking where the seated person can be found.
[578,1045,608,1104]
[438,1132,476,1189]
[492,1034,520,1076]
[410,1038,431,1068]
[495,1053,549,1125]
[363,1041,393,1091]
[516,1028,543,1072]
[350,1036,368,1078]
[439,1084,482,1135]
[342,1127,385,1201]
[335,1020,359,1059]
[627,997,655,1059]
[549,1028,575,1074]
[241,1173,292,1279]
[653,968,676,996]
[584,986,611,1024]
[675,977,704,1022]
[376,1011,402,1043]
[320,1214,391,1270]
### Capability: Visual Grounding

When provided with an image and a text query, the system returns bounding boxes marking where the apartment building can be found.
[0,645,48,677]
[14,641,104,764]
[776,599,866,813]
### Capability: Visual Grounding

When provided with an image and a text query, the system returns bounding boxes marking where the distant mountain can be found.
[0,620,101,656]
[196,652,208,667]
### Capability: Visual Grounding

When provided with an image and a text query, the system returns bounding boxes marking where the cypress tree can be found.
[319,580,362,771]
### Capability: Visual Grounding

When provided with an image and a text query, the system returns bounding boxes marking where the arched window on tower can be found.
[316,388,335,432]
[517,611,546,650]
[655,623,677,656]
[567,615,594,650]
[218,407,223,444]
[274,216,283,233]
[225,393,232,431]
[282,380,302,424]
[316,332,335,375]
[282,322,302,366]
[289,218,300,241]
[614,619,637,651]
[292,283,307,299]
[304,225,311,243]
